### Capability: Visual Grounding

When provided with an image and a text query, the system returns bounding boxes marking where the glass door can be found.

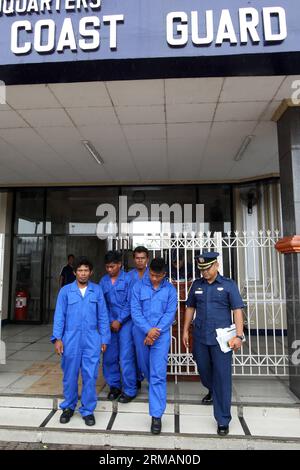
[11,236,44,322]
[42,235,108,325]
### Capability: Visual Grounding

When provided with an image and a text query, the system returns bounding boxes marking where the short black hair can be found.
[104,251,122,264]
[67,254,75,259]
[150,257,166,273]
[133,246,149,257]
[74,257,93,272]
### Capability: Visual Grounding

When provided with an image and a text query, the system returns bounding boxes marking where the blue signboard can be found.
[0,0,299,66]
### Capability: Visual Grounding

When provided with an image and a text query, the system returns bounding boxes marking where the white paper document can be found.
[215,324,245,353]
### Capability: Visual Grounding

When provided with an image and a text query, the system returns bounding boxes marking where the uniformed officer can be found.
[182,252,244,436]
[100,251,138,403]
[51,257,111,426]
[59,254,76,287]
[127,246,150,389]
[131,258,177,435]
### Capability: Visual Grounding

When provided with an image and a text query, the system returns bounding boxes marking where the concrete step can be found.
[0,395,299,450]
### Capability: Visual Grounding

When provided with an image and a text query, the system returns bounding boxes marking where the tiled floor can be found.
[0,324,105,395]
[0,395,299,445]
[243,406,300,438]
[1,324,299,405]
[0,406,50,427]
[0,324,300,447]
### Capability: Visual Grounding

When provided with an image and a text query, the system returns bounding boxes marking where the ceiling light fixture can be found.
[82,140,104,165]
[233,135,254,162]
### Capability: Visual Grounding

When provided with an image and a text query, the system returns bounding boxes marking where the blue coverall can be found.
[186,273,244,426]
[100,269,137,398]
[51,281,111,417]
[131,276,177,418]
[127,267,150,382]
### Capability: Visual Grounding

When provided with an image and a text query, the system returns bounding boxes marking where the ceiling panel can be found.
[167,103,216,123]
[165,78,223,104]
[168,140,207,180]
[18,109,73,128]
[35,126,110,179]
[220,77,285,102]
[199,121,257,174]
[0,110,28,128]
[66,107,118,126]
[0,77,285,186]
[6,84,60,109]
[123,124,165,141]
[215,102,269,122]
[107,80,164,106]
[167,122,211,141]
[79,124,127,144]
[49,82,111,107]
[115,105,165,125]
[128,139,168,180]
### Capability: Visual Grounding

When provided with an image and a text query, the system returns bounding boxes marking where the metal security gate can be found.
[116,231,288,377]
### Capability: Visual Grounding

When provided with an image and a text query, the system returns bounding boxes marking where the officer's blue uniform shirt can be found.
[51,280,111,346]
[99,269,131,324]
[60,264,76,286]
[186,273,244,345]
[131,275,177,335]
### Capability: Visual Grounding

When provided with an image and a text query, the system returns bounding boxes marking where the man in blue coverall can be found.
[51,257,111,426]
[131,257,177,435]
[100,251,137,403]
[183,252,244,436]
[127,246,150,389]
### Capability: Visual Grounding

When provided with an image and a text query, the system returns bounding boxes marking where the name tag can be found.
[195,290,203,295]
[217,287,224,291]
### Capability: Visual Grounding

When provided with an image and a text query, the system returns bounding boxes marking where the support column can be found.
[0,192,13,364]
[276,105,300,399]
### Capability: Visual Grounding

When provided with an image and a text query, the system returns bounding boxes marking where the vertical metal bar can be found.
[261,183,266,233]
[252,232,260,375]
[260,230,269,376]
[235,232,243,375]
[268,186,277,350]
[176,235,181,378]
[276,231,286,375]
[267,230,277,375]
[230,231,236,375]
[244,231,253,375]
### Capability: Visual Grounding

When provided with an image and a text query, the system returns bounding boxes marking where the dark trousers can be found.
[193,327,233,426]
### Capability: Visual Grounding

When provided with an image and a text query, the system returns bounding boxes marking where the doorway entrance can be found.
[10,234,107,324]
[43,235,106,323]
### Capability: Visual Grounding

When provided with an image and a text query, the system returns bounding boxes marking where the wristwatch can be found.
[236,335,244,341]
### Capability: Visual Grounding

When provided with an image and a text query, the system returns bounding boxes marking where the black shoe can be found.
[107,387,122,400]
[59,408,74,424]
[202,392,213,405]
[151,417,162,435]
[217,425,229,436]
[137,380,142,390]
[118,393,136,404]
[83,414,96,426]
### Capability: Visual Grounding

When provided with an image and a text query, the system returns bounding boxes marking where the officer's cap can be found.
[195,251,219,269]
